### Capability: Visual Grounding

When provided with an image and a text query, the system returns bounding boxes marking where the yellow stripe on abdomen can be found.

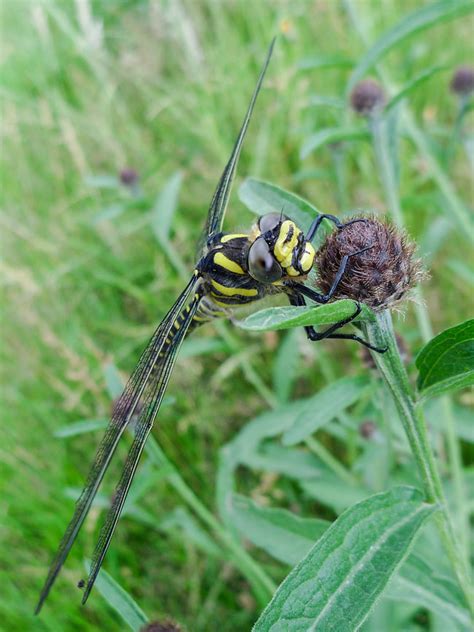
[211,279,258,297]
[213,252,245,274]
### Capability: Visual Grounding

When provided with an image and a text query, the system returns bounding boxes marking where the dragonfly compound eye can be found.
[258,213,284,234]
[248,238,283,283]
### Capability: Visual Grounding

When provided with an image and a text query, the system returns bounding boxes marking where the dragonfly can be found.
[36,39,383,613]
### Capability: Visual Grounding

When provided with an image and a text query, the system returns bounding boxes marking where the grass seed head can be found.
[450,66,474,96]
[350,79,386,116]
[315,216,425,311]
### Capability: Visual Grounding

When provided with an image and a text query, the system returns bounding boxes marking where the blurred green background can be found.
[1,1,473,630]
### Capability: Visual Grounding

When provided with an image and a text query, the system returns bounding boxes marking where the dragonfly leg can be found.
[306,213,368,243]
[287,292,386,353]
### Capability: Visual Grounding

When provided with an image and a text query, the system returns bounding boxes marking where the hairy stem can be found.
[363,312,473,613]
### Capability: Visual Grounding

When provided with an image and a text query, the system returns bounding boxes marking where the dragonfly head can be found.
[247,213,315,284]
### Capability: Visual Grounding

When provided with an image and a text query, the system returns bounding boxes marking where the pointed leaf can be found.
[386,554,471,629]
[239,178,319,233]
[238,301,374,333]
[230,494,330,566]
[300,127,370,159]
[282,376,370,446]
[151,171,183,241]
[253,487,437,632]
[416,319,474,398]
[84,562,148,631]
[347,0,474,93]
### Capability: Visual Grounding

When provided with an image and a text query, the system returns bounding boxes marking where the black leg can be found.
[287,291,387,353]
[306,213,368,243]
[314,332,387,353]
[293,242,375,306]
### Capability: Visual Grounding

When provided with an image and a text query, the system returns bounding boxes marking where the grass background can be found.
[1,1,473,630]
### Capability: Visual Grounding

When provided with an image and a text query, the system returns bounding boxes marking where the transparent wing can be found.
[81,294,200,604]
[197,37,275,254]
[35,274,200,614]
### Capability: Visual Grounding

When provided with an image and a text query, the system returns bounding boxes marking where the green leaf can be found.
[386,555,471,629]
[160,507,222,558]
[282,376,370,446]
[424,400,474,443]
[104,362,124,399]
[241,443,326,480]
[272,329,301,404]
[237,301,374,333]
[385,65,448,112]
[239,177,319,233]
[347,0,474,93]
[297,55,355,71]
[253,487,437,632]
[416,319,474,398]
[306,95,345,109]
[230,494,330,566]
[54,418,108,438]
[84,562,148,631]
[300,473,370,514]
[85,174,120,189]
[300,127,370,160]
[151,170,183,241]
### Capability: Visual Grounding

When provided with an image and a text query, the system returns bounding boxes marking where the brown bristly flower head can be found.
[450,66,474,96]
[315,215,425,311]
[350,79,386,116]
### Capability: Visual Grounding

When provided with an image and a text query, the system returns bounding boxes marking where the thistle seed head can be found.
[450,66,474,96]
[315,216,425,311]
[350,79,385,116]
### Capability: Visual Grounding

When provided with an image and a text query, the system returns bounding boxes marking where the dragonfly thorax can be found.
[247,213,315,283]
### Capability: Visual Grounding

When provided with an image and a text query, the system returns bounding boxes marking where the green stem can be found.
[363,311,473,613]
[344,0,472,242]
[369,114,404,229]
[369,87,471,579]
[401,111,473,240]
[305,436,358,486]
[443,396,470,561]
[146,437,275,607]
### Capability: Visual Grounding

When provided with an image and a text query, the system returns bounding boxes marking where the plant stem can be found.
[305,436,358,486]
[369,93,471,577]
[363,311,473,613]
[370,113,404,229]
[145,436,276,607]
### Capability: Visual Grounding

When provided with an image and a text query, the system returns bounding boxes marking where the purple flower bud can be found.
[119,167,139,187]
[350,79,385,116]
[450,66,474,96]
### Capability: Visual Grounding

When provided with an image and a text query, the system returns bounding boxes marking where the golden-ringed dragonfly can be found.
[35,39,383,613]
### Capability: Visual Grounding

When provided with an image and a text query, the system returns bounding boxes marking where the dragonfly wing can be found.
[197,38,275,254]
[81,294,201,603]
[35,273,200,614]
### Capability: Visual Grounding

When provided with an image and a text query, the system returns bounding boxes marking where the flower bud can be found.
[315,216,424,311]
[359,420,377,439]
[450,66,474,96]
[120,167,139,187]
[350,79,385,116]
